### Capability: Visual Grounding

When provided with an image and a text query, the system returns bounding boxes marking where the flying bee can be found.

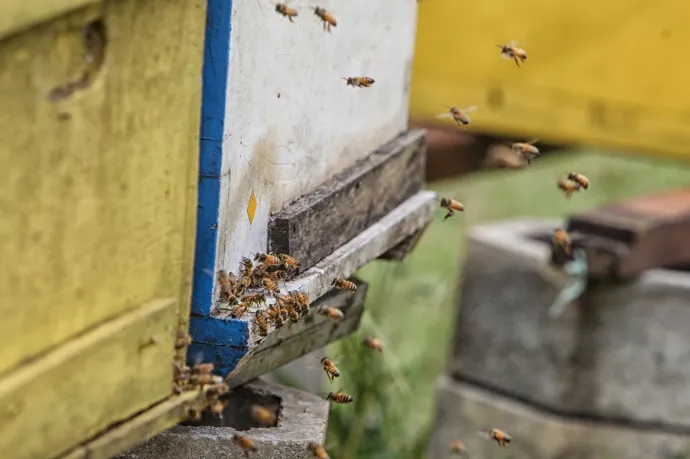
[262,277,279,294]
[511,138,540,164]
[342,77,375,88]
[498,40,527,67]
[557,178,581,198]
[438,197,465,220]
[435,105,477,128]
[319,306,344,321]
[326,389,353,404]
[255,253,281,266]
[308,443,330,459]
[332,278,357,291]
[320,356,340,383]
[488,428,511,447]
[175,333,193,350]
[450,440,469,457]
[250,404,278,427]
[362,336,384,353]
[233,434,257,457]
[567,172,590,190]
[275,3,298,22]
[242,293,267,306]
[279,253,300,270]
[553,228,572,256]
[254,310,270,336]
[485,144,523,170]
[311,7,337,32]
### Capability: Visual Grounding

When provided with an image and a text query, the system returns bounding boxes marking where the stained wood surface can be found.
[378,227,427,261]
[227,279,367,387]
[428,376,690,459]
[0,0,99,40]
[268,130,427,273]
[0,299,177,459]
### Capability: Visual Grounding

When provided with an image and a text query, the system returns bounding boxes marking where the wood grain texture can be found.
[428,376,690,459]
[0,0,205,375]
[0,299,177,459]
[227,279,368,387]
[268,130,426,273]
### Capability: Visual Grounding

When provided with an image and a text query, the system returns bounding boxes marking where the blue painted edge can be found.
[188,316,249,377]
[191,0,233,317]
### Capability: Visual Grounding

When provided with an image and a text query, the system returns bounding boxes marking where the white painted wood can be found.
[215,0,418,276]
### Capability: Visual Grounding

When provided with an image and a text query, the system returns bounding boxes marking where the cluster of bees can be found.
[273,3,375,89]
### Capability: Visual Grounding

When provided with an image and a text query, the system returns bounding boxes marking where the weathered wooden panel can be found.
[429,376,690,459]
[227,279,367,387]
[0,299,177,459]
[268,130,426,272]
[188,191,435,376]
[449,219,690,427]
[0,0,99,40]
[0,0,205,375]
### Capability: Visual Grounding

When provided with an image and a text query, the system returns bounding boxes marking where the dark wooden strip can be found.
[268,130,426,273]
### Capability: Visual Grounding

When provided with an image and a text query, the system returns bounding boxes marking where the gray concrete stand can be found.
[428,375,690,459]
[118,379,329,459]
[449,219,690,427]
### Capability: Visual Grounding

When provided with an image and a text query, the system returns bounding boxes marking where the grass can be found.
[323,148,690,459]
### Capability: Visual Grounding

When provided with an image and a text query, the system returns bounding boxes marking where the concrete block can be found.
[428,376,690,459]
[117,379,329,459]
[449,219,690,426]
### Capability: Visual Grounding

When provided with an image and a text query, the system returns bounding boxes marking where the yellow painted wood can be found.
[0,0,99,41]
[410,0,690,160]
[0,299,177,459]
[0,0,205,376]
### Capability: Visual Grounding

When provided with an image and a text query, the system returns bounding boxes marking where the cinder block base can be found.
[117,379,329,459]
[428,376,690,459]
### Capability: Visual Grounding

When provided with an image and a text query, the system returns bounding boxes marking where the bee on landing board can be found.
[261,277,279,294]
[320,356,340,383]
[435,105,477,128]
[319,306,344,321]
[254,310,270,337]
[557,178,582,198]
[343,77,375,88]
[311,7,337,32]
[553,228,573,256]
[275,3,298,22]
[498,41,527,67]
[450,439,469,457]
[326,389,354,404]
[233,434,257,457]
[249,404,277,427]
[254,253,281,266]
[362,336,384,353]
[278,253,300,271]
[439,197,465,220]
[332,278,357,291]
[511,138,540,165]
[308,443,330,459]
[567,172,590,190]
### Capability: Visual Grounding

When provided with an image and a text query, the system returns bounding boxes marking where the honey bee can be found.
[362,336,384,353]
[240,257,254,276]
[250,404,278,427]
[319,306,344,321]
[498,40,527,67]
[262,277,279,293]
[308,443,330,459]
[290,291,310,315]
[279,253,300,270]
[511,139,540,164]
[557,178,581,198]
[233,434,257,456]
[285,302,300,324]
[312,7,337,32]
[255,253,281,266]
[275,3,298,22]
[320,356,340,383]
[435,105,477,128]
[186,407,203,422]
[270,269,289,281]
[230,302,250,318]
[332,278,357,291]
[326,390,353,404]
[489,428,511,447]
[567,172,590,190]
[207,382,230,397]
[485,144,523,170]
[450,440,469,457]
[175,333,193,350]
[439,197,464,220]
[553,228,572,256]
[210,399,227,422]
[192,362,215,375]
[190,372,223,387]
[254,310,270,336]
[217,270,236,302]
[342,77,375,88]
[242,293,267,306]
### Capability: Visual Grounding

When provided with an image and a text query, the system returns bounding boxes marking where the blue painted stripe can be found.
[191,0,233,317]
[188,342,246,378]
[189,316,249,348]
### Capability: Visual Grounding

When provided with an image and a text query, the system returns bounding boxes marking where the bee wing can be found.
[461,105,478,113]
[203,268,215,278]
[527,138,540,145]
[509,40,519,47]
[435,113,453,120]
[475,431,492,441]
[499,52,513,59]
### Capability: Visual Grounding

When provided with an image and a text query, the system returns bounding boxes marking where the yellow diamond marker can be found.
[247,191,257,224]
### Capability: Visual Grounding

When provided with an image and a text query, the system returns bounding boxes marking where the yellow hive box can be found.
[410,0,690,160]
[0,1,205,457]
